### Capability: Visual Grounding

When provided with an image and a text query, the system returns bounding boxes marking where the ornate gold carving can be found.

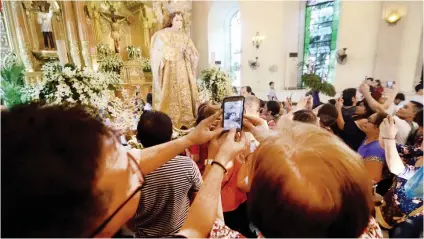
[24,72,43,85]
[17,29,34,72]
[1,3,15,53]
[25,11,40,50]
[32,50,59,61]
[69,40,81,67]
[80,40,92,69]
[121,61,152,98]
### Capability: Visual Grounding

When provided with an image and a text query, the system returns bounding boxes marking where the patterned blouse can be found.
[393,142,423,217]
[358,140,390,180]
[209,217,382,238]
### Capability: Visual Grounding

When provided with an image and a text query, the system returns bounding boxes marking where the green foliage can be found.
[320,81,336,97]
[301,73,336,97]
[0,63,27,107]
[198,67,233,103]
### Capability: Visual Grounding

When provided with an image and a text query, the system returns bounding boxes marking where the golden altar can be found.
[2,0,192,99]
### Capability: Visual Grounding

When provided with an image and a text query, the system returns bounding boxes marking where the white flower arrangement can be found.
[96,43,113,58]
[96,43,123,74]
[100,87,144,132]
[198,67,234,103]
[22,62,120,110]
[21,61,147,148]
[98,54,124,74]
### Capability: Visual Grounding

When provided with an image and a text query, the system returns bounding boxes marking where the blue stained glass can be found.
[302,0,340,85]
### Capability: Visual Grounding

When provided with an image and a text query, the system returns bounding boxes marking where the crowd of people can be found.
[2,78,423,238]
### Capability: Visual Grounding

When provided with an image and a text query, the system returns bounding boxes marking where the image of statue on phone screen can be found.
[223,100,243,131]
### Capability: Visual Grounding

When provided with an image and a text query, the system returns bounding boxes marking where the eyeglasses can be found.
[89,152,144,237]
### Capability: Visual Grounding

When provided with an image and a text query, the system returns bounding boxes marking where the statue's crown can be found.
[166,1,190,13]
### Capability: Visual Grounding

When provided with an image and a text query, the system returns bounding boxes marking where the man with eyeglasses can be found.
[2,103,246,238]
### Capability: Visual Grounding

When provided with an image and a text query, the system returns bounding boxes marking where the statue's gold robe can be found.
[151,28,199,129]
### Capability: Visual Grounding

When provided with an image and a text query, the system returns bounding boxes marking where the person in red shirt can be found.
[371,80,384,102]
[187,103,220,175]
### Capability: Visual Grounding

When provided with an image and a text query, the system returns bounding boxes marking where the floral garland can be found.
[198,67,233,103]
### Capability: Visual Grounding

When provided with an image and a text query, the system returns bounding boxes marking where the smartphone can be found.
[387,81,395,88]
[222,96,245,132]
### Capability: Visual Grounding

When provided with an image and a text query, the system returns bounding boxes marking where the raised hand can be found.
[243,115,270,143]
[207,132,226,160]
[335,97,344,111]
[296,96,312,111]
[187,110,223,145]
[284,97,293,112]
[215,128,247,165]
[359,83,370,95]
[380,115,397,139]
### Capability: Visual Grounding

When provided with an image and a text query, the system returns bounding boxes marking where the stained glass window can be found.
[302,0,340,85]
[230,11,241,87]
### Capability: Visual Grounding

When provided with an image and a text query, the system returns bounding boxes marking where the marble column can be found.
[10,1,34,71]
[62,1,81,68]
[74,1,92,69]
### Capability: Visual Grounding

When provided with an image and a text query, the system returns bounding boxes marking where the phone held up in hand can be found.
[387,81,395,88]
[222,96,245,132]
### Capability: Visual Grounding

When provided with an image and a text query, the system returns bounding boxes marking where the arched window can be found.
[229,11,241,87]
[302,0,340,83]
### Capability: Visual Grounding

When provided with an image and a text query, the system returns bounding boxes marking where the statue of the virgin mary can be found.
[150,11,199,129]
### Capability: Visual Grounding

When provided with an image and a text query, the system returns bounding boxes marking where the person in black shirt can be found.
[335,98,375,151]
[341,88,358,122]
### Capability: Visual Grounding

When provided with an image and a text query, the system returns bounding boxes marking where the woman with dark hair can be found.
[262,101,280,129]
[151,11,199,129]
[317,103,339,133]
[357,112,389,194]
[336,98,376,151]
[292,109,318,125]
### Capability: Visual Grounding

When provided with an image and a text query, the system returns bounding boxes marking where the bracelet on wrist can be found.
[382,137,395,140]
[211,161,227,173]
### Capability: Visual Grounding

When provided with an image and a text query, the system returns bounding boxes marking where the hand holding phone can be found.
[222,96,245,132]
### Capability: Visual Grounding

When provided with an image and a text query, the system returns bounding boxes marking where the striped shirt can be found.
[133,156,202,237]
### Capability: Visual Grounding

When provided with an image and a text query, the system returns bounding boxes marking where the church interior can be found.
[1,0,423,238]
[1,1,422,102]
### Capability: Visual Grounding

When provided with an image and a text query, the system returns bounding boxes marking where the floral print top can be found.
[209,218,382,238]
[393,143,423,217]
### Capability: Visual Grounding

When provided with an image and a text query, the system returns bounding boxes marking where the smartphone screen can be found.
[222,96,244,132]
